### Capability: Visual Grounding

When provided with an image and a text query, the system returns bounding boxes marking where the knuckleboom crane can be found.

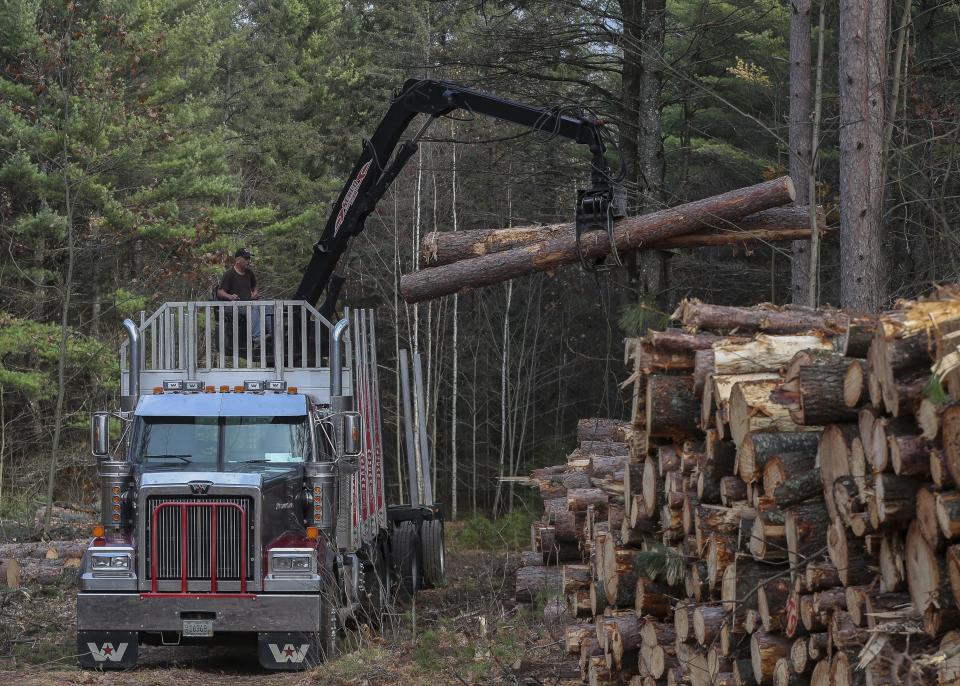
[296,78,623,318]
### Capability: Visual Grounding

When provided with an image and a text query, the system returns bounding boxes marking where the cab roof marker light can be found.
[205,386,215,393]
[234,385,244,393]
[287,387,298,394]
[152,386,163,394]
[219,385,230,393]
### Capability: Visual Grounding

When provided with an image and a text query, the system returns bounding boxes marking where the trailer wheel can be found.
[420,519,445,588]
[392,521,419,597]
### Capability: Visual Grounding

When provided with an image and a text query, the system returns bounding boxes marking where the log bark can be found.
[515,565,563,602]
[826,518,874,586]
[738,431,821,484]
[401,176,797,302]
[647,374,699,439]
[421,205,823,266]
[674,300,851,336]
[758,577,792,632]
[786,502,830,569]
[796,352,863,424]
[762,451,818,499]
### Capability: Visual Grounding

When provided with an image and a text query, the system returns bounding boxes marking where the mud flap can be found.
[77,630,139,670]
[258,632,316,670]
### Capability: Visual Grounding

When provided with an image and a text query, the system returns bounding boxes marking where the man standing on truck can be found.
[217,247,267,343]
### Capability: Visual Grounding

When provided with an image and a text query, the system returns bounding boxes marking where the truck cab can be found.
[78,299,439,670]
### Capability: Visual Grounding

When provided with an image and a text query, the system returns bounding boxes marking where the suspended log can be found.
[421,205,822,267]
[400,176,797,302]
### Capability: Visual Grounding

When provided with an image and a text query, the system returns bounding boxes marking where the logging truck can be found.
[77,79,621,669]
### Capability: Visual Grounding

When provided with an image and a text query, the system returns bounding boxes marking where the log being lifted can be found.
[420,204,824,266]
[399,176,796,303]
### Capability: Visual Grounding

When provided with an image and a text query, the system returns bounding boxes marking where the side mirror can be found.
[342,412,363,458]
[91,412,110,458]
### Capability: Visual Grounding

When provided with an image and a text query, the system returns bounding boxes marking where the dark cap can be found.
[235,247,253,259]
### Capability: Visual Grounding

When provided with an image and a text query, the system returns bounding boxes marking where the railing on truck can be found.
[120,300,346,401]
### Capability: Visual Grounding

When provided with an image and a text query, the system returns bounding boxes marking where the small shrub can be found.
[453,511,534,551]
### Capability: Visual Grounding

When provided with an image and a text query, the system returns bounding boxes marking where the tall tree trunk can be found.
[839,0,887,311]
[807,2,827,305]
[45,126,77,536]
[638,0,671,311]
[450,133,459,521]
[789,0,813,304]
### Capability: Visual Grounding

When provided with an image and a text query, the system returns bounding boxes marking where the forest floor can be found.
[0,513,579,686]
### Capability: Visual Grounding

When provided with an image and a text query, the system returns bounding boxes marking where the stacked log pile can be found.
[517,285,960,685]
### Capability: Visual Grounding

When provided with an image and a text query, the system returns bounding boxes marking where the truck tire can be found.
[391,521,419,597]
[420,519,445,588]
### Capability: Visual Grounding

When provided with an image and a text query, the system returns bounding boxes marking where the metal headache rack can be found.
[120,300,373,403]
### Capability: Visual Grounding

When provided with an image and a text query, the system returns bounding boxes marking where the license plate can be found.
[182,619,214,637]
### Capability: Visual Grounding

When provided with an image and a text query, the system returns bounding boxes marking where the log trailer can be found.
[77,79,619,670]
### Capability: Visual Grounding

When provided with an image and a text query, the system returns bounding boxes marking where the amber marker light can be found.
[219,385,230,393]
[153,386,163,394]
[305,526,319,540]
[234,385,244,393]
[205,386,215,393]
[91,525,105,538]
[287,387,298,394]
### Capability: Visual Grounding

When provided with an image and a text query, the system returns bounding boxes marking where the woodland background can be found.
[1,0,958,522]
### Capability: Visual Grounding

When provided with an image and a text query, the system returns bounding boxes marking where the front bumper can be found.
[77,592,320,633]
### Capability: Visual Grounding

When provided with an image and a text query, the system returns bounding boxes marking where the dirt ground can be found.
[0,520,580,686]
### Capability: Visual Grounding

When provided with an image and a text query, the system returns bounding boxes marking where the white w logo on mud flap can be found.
[86,642,128,662]
[268,643,310,663]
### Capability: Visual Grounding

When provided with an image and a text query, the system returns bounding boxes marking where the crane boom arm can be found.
[295,78,616,315]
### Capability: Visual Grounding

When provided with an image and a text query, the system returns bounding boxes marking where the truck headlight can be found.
[91,552,133,573]
[268,550,315,575]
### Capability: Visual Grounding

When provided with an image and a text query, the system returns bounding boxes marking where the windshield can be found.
[134,416,310,470]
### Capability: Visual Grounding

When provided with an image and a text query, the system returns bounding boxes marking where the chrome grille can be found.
[145,496,254,581]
